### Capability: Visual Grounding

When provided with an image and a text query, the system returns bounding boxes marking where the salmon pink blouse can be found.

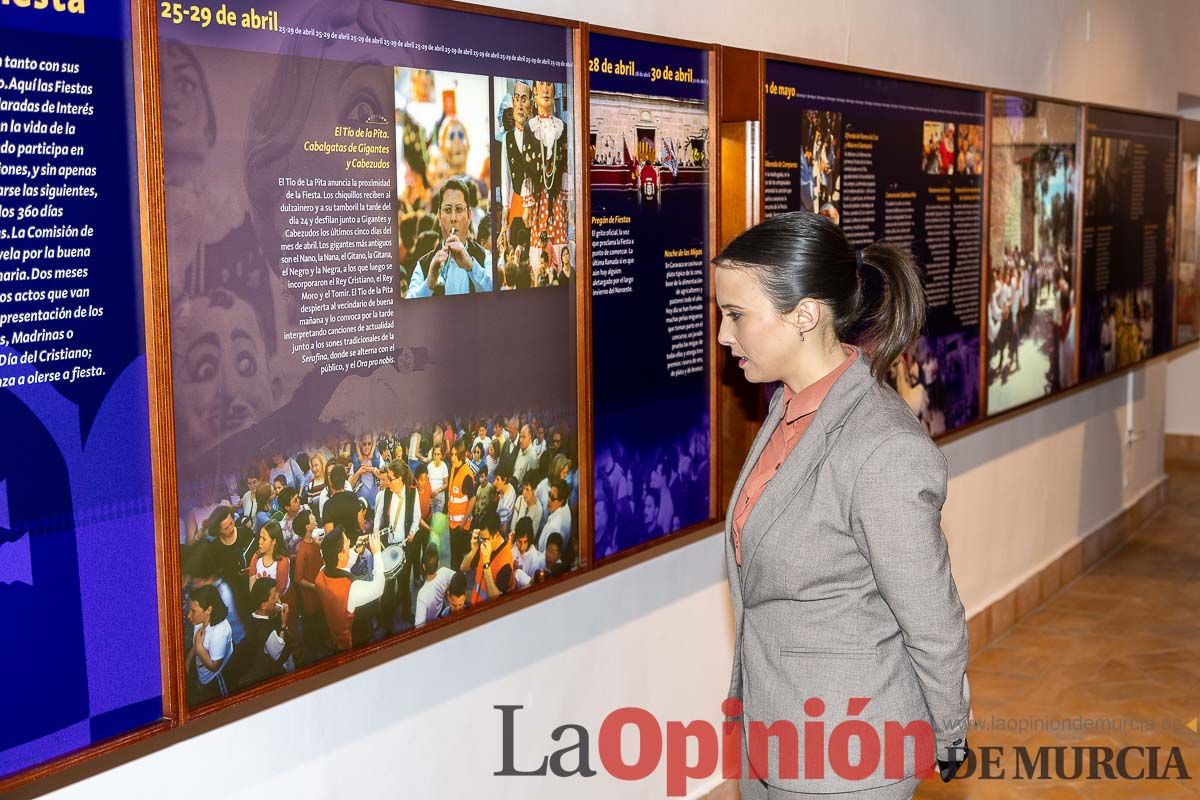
[732,344,857,565]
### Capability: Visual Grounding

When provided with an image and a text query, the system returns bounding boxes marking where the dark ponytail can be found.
[713,211,926,382]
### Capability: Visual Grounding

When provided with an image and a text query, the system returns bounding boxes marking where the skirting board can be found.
[1166,434,1200,464]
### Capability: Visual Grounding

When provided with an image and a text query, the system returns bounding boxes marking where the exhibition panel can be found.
[0,0,167,783]
[1080,107,1178,380]
[588,31,715,560]
[155,0,582,710]
[985,94,1082,416]
[1178,120,1200,347]
[762,57,987,437]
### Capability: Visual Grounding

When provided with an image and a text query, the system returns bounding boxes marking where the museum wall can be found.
[28,1,1196,799]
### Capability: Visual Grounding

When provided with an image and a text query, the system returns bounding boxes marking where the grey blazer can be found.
[725,344,970,793]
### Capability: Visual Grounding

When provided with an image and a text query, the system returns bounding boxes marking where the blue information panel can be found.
[0,0,163,781]
[589,33,711,559]
[763,59,985,436]
[1080,108,1178,380]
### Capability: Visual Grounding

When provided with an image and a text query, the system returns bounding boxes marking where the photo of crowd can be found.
[179,411,580,706]
[987,134,1078,412]
[884,333,978,436]
[799,110,841,220]
[955,123,984,175]
[1096,288,1154,373]
[923,121,956,175]
[394,68,494,298]
[594,417,710,559]
[493,77,575,291]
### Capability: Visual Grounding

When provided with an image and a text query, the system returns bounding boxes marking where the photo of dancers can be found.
[987,99,1079,413]
[493,77,575,291]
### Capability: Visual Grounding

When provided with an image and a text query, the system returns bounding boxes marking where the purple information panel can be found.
[159,0,581,707]
[763,59,985,436]
[0,0,163,781]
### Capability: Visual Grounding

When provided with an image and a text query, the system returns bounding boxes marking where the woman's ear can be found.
[787,297,822,334]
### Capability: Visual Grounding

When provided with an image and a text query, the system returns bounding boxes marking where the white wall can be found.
[29,2,1197,799]
[1166,346,1200,435]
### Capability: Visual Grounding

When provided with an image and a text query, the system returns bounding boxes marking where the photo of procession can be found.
[987,97,1080,413]
[589,91,710,205]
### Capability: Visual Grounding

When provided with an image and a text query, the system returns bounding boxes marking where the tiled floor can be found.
[720,464,1200,799]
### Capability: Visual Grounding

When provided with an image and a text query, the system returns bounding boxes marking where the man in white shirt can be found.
[510,517,543,589]
[513,474,543,539]
[539,478,572,556]
[532,424,547,459]
[512,424,538,484]
[471,424,492,458]
[315,528,386,651]
[493,467,517,534]
[414,544,456,627]
[277,486,306,556]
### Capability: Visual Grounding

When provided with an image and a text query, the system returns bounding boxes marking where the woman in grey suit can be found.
[714,212,971,798]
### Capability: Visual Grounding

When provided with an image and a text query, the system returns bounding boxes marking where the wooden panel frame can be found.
[715,45,764,518]
[978,90,1086,420]
[151,1,596,727]
[583,25,725,568]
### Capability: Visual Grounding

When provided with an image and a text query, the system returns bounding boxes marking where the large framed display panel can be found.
[1177,119,1200,347]
[984,92,1083,417]
[1079,105,1178,381]
[151,0,588,718]
[0,0,172,790]
[761,54,987,439]
[586,27,719,563]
